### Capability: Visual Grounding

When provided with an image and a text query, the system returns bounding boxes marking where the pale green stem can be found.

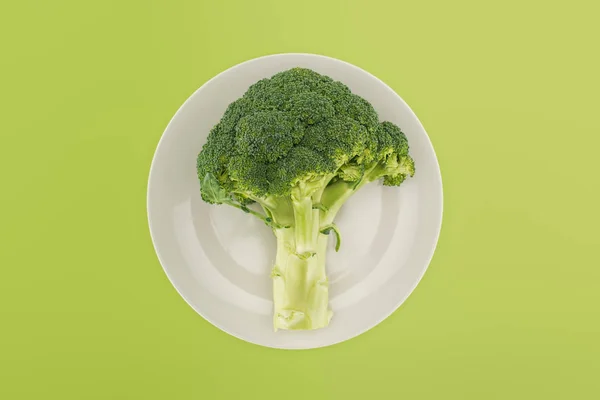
[272,229,331,330]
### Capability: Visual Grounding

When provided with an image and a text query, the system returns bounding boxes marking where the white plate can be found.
[147,53,443,349]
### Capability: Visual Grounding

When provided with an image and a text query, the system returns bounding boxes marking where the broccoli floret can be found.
[196,67,415,331]
[235,111,302,163]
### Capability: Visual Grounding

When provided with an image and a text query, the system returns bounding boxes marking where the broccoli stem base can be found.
[272,228,332,331]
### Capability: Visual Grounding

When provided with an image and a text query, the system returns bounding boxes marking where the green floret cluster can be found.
[197,68,415,331]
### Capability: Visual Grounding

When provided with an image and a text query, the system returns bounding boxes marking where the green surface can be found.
[1,0,599,398]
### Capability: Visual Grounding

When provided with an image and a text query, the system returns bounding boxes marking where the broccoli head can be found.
[196,68,415,331]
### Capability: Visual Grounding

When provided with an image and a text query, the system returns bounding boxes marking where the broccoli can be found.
[197,68,415,331]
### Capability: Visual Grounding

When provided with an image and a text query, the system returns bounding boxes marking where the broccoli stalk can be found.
[272,217,331,329]
[197,68,415,331]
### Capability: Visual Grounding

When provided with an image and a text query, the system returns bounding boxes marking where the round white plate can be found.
[147,53,443,349]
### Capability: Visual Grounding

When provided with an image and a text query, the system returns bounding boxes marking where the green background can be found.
[1,0,599,398]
